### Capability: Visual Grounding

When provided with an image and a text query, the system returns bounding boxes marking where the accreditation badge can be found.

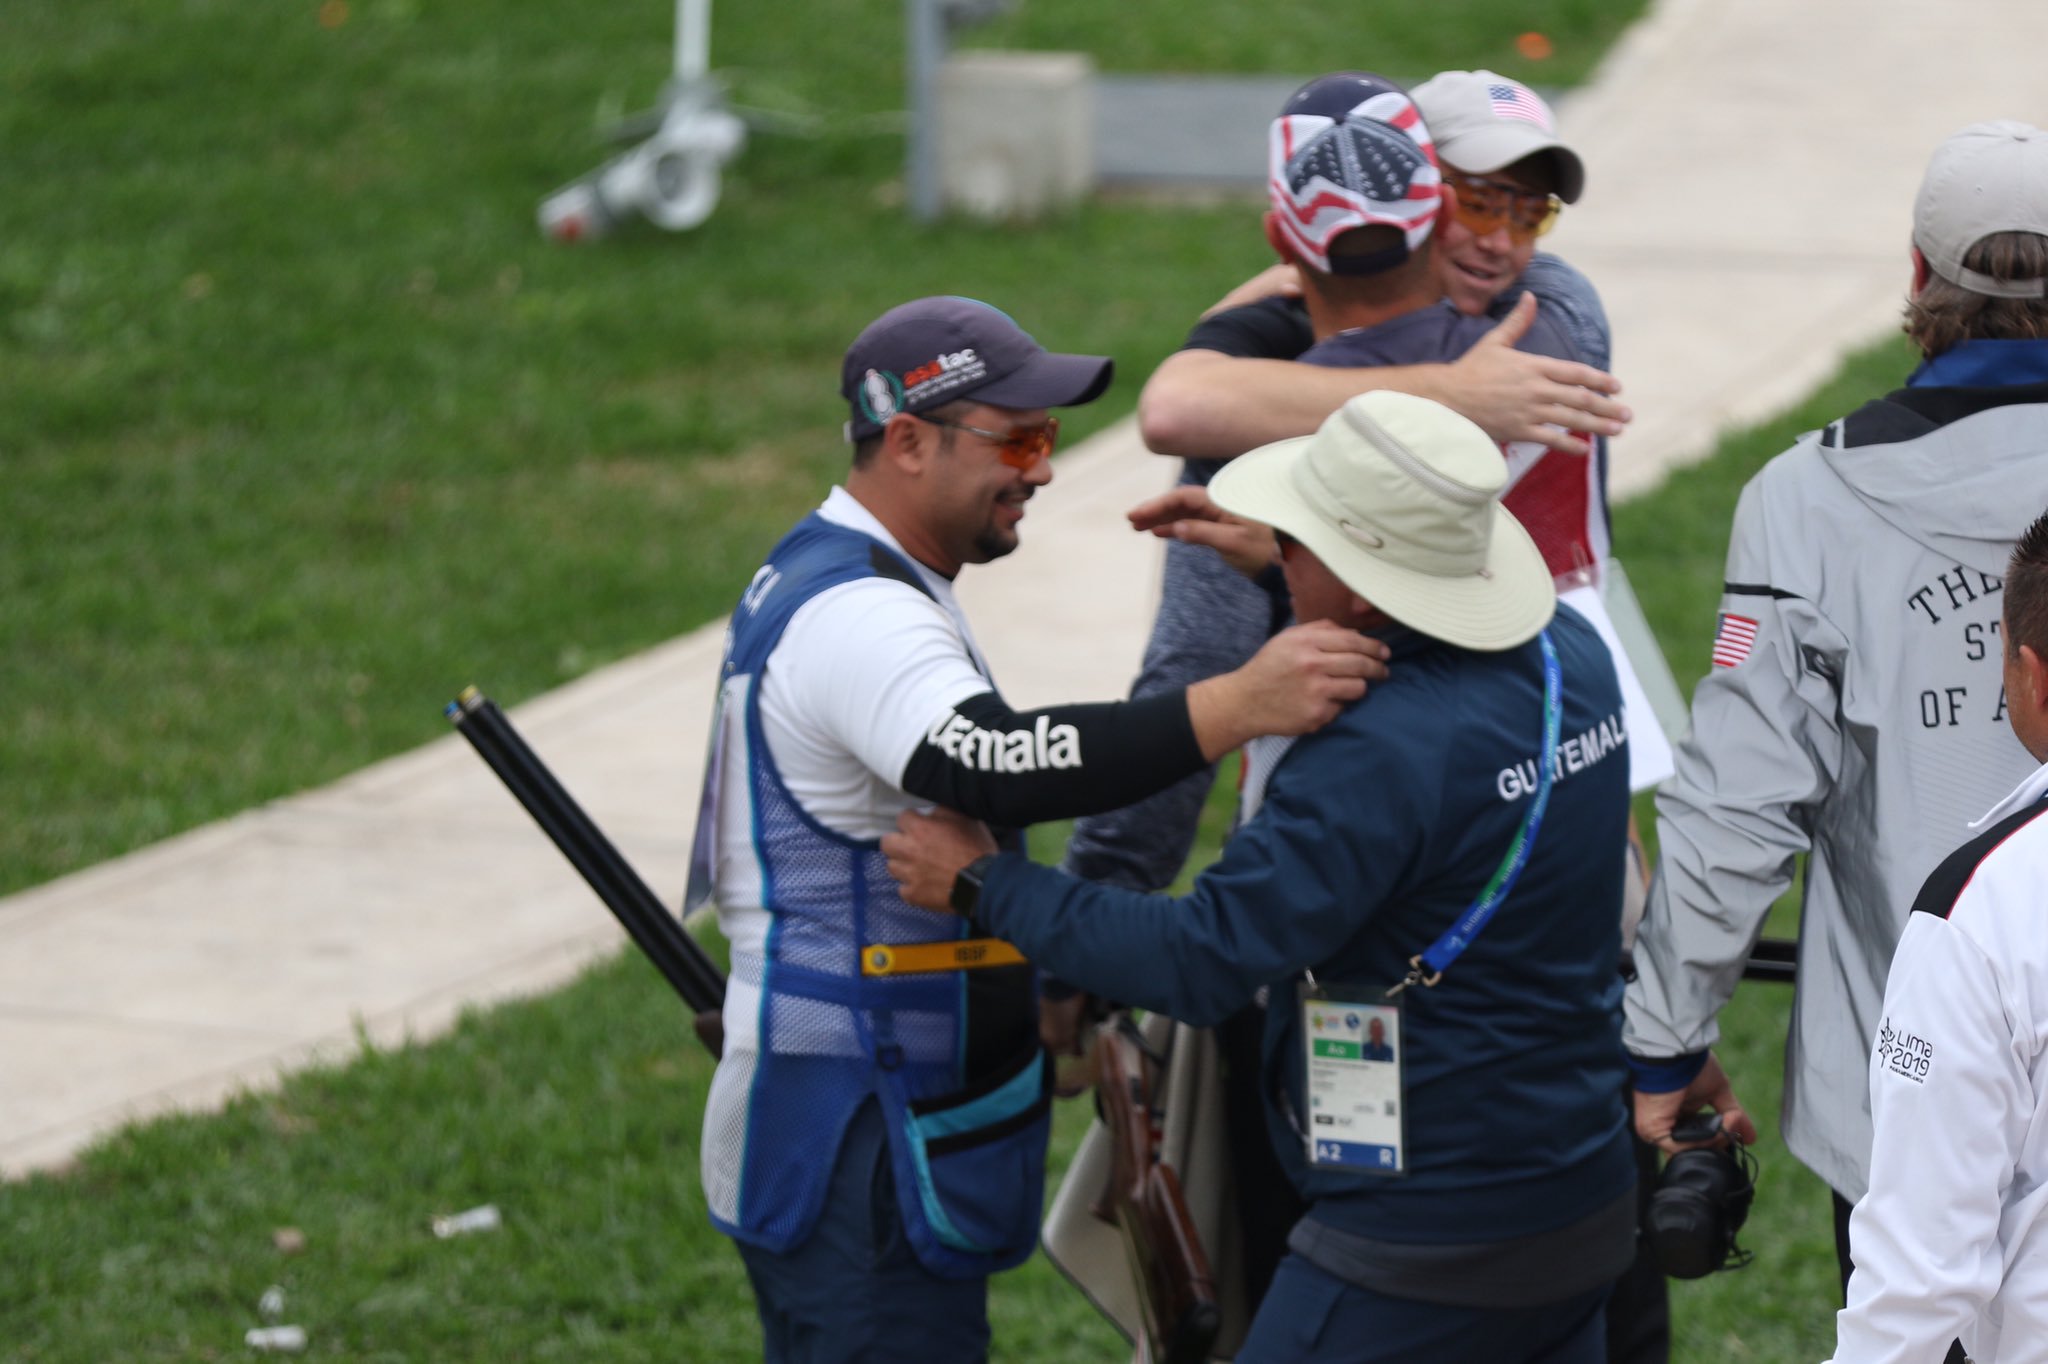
[1300,982,1406,1175]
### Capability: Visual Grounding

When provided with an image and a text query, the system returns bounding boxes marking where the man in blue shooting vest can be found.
[691,296,1390,1361]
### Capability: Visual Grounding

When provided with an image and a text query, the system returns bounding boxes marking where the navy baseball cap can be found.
[1269,72,1442,276]
[841,296,1114,443]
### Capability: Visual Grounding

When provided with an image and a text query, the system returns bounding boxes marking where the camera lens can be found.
[1646,1147,1755,1279]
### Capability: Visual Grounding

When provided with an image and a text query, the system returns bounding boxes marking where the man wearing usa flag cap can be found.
[1622,122,2048,1344]
[1265,73,1443,276]
[1139,67,1622,467]
[1064,70,1628,914]
[1247,72,1603,585]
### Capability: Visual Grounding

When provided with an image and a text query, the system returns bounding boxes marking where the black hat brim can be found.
[967,351,1114,413]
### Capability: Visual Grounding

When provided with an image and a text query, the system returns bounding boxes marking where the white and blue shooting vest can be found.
[694,512,1050,1279]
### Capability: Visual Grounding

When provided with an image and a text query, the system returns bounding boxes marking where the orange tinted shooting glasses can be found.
[1445,170,1562,243]
[919,413,1061,469]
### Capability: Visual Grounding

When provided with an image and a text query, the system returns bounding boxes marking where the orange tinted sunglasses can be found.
[1445,170,1562,243]
[919,413,1061,469]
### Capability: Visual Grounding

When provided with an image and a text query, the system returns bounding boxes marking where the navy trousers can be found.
[735,1101,989,1363]
[1239,1253,1609,1364]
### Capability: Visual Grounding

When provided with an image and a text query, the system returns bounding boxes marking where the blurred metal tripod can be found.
[537,0,746,241]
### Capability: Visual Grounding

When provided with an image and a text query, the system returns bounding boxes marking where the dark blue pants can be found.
[1239,1253,1609,1363]
[735,1101,989,1363]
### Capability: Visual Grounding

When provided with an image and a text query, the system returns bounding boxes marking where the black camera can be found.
[1645,1127,1758,1280]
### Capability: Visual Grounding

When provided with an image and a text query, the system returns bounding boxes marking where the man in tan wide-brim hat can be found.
[884,389,1641,1362]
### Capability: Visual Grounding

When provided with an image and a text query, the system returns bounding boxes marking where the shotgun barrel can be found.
[1740,935,1798,985]
[446,687,726,1054]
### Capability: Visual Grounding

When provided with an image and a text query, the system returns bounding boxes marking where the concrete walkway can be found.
[7,0,2048,1178]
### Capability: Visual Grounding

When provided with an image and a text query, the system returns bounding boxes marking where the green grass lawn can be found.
[968,0,1633,86]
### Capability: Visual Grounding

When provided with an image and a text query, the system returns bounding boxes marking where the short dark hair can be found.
[1906,231,2048,357]
[2006,507,2048,660]
[1307,227,1437,309]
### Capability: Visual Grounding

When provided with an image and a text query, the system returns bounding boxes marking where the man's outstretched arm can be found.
[896,620,1389,828]
[1140,291,1629,461]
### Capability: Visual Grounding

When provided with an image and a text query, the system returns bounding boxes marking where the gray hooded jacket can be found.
[1624,377,2048,1200]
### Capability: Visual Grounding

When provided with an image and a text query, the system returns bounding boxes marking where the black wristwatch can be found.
[949,853,1000,919]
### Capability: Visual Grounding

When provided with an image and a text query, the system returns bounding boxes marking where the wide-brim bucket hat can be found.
[1211,391,1554,650]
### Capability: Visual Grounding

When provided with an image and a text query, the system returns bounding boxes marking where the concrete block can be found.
[938,51,1094,219]
[1094,74,1306,186]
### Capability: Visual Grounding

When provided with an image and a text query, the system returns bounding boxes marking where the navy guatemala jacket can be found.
[978,605,1634,1250]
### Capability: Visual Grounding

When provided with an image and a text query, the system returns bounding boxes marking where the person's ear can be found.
[1909,246,1931,298]
[880,412,934,473]
[1263,210,1302,265]
[2021,643,2048,711]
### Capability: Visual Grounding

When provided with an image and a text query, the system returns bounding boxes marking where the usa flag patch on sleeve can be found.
[1711,613,1759,668]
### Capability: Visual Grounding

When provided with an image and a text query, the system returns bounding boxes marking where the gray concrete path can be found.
[7,0,2048,1178]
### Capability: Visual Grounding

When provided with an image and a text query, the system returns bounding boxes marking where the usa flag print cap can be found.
[840,296,1112,443]
[1411,70,1585,204]
[1269,72,1443,277]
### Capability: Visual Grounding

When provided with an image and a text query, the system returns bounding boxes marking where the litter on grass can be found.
[431,1203,502,1238]
[245,1324,307,1352]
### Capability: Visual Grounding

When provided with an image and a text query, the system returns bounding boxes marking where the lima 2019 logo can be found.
[1875,1016,1933,1084]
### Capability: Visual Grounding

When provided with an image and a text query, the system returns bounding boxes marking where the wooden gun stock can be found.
[1095,1025,1220,1364]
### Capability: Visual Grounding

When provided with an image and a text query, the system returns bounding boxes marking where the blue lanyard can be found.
[1389,629,1561,996]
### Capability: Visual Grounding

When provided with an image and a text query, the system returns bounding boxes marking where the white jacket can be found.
[1624,383,2048,1199]
[1825,760,2048,1364]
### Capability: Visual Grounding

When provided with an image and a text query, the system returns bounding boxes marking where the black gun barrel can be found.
[1740,935,1798,985]
[446,687,727,1030]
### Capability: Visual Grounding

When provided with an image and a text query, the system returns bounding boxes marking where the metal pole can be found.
[906,0,944,222]
[675,0,709,83]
